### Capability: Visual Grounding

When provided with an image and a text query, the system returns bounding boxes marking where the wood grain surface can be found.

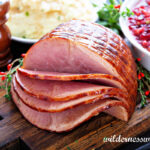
[0,83,150,150]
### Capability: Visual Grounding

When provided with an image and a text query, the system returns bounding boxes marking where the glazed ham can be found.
[11,20,137,132]
[16,71,131,102]
[18,68,126,90]
[11,86,129,132]
[13,76,131,113]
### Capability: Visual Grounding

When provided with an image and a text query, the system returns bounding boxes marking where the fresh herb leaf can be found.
[22,35,26,39]
[57,16,61,20]
[0,58,23,100]
[1,85,6,89]
[92,3,98,7]
[4,94,11,101]
[25,11,29,16]
[136,61,150,108]
[67,146,71,150]
[121,8,134,17]
[6,74,12,82]
[75,140,78,143]
[109,0,116,5]
[97,0,133,34]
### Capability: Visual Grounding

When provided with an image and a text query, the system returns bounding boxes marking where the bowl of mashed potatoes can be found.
[7,0,104,43]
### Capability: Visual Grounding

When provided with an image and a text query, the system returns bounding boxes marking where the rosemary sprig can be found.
[136,61,150,108]
[0,58,23,100]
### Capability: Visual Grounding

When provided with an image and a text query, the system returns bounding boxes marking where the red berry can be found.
[129,4,150,52]
[141,9,149,16]
[133,27,145,36]
[140,6,146,9]
[21,53,26,58]
[136,58,141,61]
[140,72,145,77]
[1,76,6,81]
[142,40,148,47]
[138,74,141,80]
[114,4,120,9]
[129,25,137,30]
[140,33,150,40]
[0,72,6,75]
[133,8,141,16]
[7,64,12,71]
[146,0,150,5]
[145,91,150,96]
[128,17,133,20]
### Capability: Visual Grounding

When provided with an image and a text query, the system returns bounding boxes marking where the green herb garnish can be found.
[0,58,23,100]
[22,35,26,39]
[97,0,133,34]
[136,60,150,108]
[57,16,61,21]
[92,3,98,7]
[25,11,30,16]
[67,146,71,150]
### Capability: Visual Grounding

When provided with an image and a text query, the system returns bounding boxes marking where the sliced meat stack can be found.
[11,20,137,132]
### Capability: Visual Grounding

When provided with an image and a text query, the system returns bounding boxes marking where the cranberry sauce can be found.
[128,0,150,52]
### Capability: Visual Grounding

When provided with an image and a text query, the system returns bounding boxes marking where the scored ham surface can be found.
[22,20,137,98]
[11,20,137,132]
[11,85,129,132]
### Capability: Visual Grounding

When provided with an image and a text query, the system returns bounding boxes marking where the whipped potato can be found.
[7,0,97,39]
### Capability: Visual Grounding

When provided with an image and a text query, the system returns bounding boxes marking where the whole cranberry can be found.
[146,0,150,5]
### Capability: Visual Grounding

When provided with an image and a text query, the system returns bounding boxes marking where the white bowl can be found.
[120,0,150,71]
[11,0,106,44]
[12,36,38,44]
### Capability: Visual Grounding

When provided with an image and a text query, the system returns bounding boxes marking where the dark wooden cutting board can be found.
[0,84,150,150]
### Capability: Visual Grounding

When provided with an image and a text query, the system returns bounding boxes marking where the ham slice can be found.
[15,72,132,110]
[11,85,129,132]
[16,71,115,101]
[18,68,126,90]
[13,76,130,113]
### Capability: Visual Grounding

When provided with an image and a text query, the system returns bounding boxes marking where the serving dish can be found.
[12,36,38,44]
[11,0,106,44]
[120,0,150,71]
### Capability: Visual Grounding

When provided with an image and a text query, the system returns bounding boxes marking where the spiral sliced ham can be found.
[16,71,131,104]
[13,76,131,113]
[16,71,116,101]
[11,20,137,132]
[18,68,126,90]
[11,85,129,132]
